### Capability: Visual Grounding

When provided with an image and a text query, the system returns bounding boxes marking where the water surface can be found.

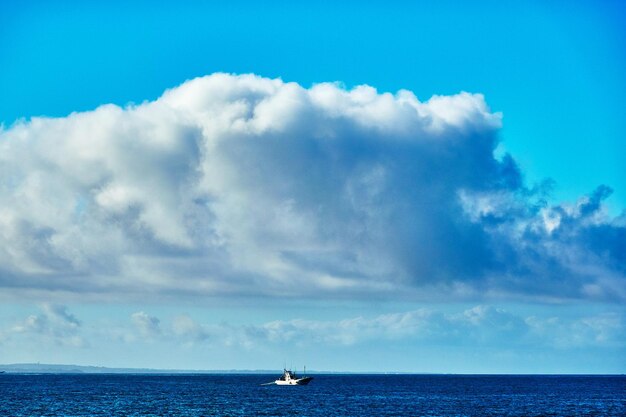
[1,374,624,416]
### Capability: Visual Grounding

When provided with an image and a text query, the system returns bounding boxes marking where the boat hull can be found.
[275,376,313,385]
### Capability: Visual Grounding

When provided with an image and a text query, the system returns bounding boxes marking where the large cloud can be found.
[0,73,623,301]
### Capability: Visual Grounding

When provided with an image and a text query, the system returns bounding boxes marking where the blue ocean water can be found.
[0,374,624,416]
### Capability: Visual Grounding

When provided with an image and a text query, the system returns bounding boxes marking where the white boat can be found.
[273,368,313,385]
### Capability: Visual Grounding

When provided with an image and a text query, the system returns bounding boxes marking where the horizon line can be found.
[0,363,623,376]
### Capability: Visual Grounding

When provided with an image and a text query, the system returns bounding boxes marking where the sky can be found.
[0,1,624,373]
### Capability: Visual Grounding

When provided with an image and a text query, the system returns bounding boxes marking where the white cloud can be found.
[7,304,84,347]
[526,312,625,349]
[2,305,622,356]
[131,311,161,340]
[0,73,623,302]
[171,314,211,342]
[146,307,626,350]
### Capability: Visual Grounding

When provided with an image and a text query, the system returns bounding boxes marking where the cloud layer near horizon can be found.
[2,304,623,353]
[0,73,624,301]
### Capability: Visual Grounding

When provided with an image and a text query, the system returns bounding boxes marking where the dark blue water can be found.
[1,374,624,416]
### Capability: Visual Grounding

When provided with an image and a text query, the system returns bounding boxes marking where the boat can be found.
[264,367,313,385]
[275,367,313,385]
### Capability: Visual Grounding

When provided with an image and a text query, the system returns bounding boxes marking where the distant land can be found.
[0,363,285,374]
[0,363,391,375]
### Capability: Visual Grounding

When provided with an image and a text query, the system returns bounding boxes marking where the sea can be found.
[1,374,624,416]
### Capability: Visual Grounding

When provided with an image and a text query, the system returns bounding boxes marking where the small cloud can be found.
[171,314,211,343]
[526,312,625,349]
[8,304,85,347]
[131,311,161,340]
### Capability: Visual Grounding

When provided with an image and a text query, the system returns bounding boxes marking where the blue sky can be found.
[0,1,624,373]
